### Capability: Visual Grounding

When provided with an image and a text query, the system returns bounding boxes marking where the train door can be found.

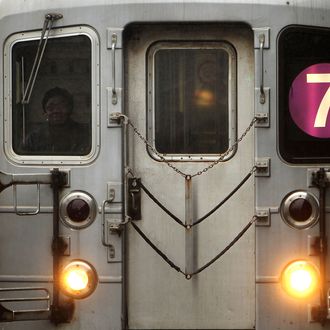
[124,23,255,329]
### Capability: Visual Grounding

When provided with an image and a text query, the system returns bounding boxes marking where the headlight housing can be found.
[280,191,319,229]
[60,191,97,229]
[60,260,98,299]
[281,260,319,299]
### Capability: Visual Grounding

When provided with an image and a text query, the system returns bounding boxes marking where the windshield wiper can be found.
[21,13,62,105]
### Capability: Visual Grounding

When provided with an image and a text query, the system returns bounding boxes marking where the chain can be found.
[191,117,258,178]
[127,119,187,177]
[117,113,257,178]
[132,166,256,228]
[191,165,257,226]
[130,214,257,279]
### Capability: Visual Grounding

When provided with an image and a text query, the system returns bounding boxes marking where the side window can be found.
[278,25,330,164]
[4,27,99,163]
[147,42,236,161]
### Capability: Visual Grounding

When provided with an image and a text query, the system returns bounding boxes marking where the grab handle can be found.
[111,33,118,105]
[259,33,265,104]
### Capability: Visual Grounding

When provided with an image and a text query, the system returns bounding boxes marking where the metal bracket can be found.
[255,158,270,177]
[308,168,330,187]
[51,236,69,257]
[308,235,321,256]
[59,236,71,256]
[108,244,116,260]
[107,89,123,127]
[109,219,127,236]
[253,27,270,49]
[128,178,142,220]
[255,87,270,127]
[255,207,271,226]
[107,182,122,203]
[105,218,129,241]
[107,28,123,49]
[309,304,328,323]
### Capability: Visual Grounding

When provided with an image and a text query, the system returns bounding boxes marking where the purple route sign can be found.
[289,63,330,138]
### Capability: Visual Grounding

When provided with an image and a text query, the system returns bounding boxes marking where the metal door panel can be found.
[125,23,255,329]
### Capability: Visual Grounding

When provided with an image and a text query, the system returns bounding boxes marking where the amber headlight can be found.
[60,260,98,299]
[281,260,319,299]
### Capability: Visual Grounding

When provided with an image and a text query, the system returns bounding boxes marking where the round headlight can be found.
[60,260,98,299]
[280,191,319,229]
[60,191,97,229]
[281,260,319,299]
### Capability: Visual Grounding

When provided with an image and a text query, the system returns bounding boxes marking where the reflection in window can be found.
[151,43,235,155]
[12,35,92,156]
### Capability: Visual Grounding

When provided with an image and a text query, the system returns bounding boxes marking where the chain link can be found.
[127,119,187,177]
[190,117,258,178]
[130,214,257,278]
[120,114,257,178]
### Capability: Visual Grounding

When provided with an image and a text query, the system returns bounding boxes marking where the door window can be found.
[147,41,237,161]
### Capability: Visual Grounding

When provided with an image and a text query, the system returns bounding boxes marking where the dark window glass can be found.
[278,26,330,164]
[12,35,92,156]
[153,46,233,154]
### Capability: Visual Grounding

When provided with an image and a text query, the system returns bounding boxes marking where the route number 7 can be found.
[307,73,330,128]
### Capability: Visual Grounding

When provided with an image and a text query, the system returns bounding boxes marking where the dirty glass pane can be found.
[154,47,230,154]
[12,35,91,156]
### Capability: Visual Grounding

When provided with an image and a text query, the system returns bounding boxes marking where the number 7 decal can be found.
[289,63,330,138]
[307,73,330,128]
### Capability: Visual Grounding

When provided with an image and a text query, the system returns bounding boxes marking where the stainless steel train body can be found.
[0,0,329,329]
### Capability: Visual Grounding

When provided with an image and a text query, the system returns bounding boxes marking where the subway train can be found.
[0,0,330,329]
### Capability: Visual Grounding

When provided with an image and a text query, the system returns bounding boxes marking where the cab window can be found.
[4,26,99,163]
[147,41,236,160]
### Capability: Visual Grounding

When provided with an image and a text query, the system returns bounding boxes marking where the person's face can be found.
[45,96,70,125]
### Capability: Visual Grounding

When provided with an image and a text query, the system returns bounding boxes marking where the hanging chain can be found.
[130,214,258,279]
[116,113,258,178]
[128,165,256,228]
[191,118,258,178]
[112,112,259,277]
[126,118,187,177]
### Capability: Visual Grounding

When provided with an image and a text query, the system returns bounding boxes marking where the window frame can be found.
[3,25,100,165]
[147,41,237,162]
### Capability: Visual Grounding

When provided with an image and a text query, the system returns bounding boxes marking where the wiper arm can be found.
[21,13,62,105]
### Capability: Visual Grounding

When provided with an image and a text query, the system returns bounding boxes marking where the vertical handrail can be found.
[101,198,114,246]
[259,33,266,104]
[111,33,118,105]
